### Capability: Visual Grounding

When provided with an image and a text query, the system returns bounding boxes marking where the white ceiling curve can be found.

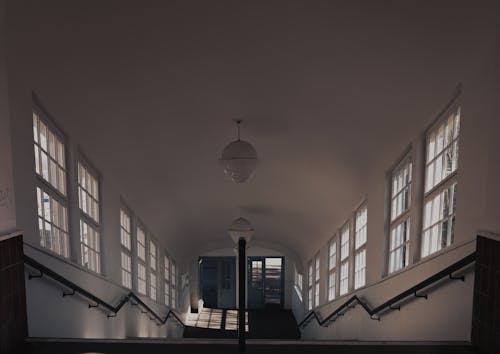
[7,0,497,260]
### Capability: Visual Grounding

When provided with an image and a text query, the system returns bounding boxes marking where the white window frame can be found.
[77,158,101,274]
[164,255,170,306]
[421,105,460,258]
[307,262,313,311]
[149,239,157,301]
[294,267,303,302]
[314,254,320,308]
[33,108,70,259]
[327,237,337,301]
[136,224,147,295]
[120,208,132,288]
[339,223,350,296]
[388,156,412,274]
[171,261,177,309]
[354,205,367,289]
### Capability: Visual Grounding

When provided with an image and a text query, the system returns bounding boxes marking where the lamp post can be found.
[228,217,254,352]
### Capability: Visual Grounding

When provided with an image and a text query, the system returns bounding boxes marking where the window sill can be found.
[24,241,111,283]
[25,241,173,310]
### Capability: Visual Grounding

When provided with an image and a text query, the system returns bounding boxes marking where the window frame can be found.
[314,254,320,308]
[32,106,70,259]
[354,204,367,289]
[388,153,413,274]
[120,206,133,289]
[294,266,303,302]
[136,222,148,295]
[77,155,102,274]
[421,103,461,259]
[327,236,337,302]
[339,222,350,296]
[171,260,177,309]
[149,239,158,301]
[307,261,313,311]
[164,254,171,306]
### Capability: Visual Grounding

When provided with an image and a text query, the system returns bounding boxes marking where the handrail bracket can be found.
[414,291,428,299]
[449,273,465,282]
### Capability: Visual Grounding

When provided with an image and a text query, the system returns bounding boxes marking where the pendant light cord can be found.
[235,119,242,141]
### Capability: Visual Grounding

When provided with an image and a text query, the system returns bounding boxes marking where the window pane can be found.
[355,206,367,249]
[328,240,336,270]
[78,162,100,223]
[422,183,457,257]
[340,225,349,261]
[391,160,412,221]
[354,249,366,289]
[36,186,69,258]
[425,108,460,192]
[80,219,100,273]
[328,271,336,301]
[339,262,349,295]
[33,112,66,195]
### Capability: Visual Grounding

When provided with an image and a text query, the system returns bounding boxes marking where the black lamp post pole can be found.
[238,237,246,352]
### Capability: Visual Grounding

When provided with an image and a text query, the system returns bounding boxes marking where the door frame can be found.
[247,256,285,309]
[198,256,236,309]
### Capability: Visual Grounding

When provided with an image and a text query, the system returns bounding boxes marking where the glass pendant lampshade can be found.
[220,120,257,183]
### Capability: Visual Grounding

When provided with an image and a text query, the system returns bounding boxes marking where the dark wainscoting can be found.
[472,236,500,354]
[0,234,27,354]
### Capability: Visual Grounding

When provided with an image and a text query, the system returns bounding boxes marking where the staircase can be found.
[183,307,301,339]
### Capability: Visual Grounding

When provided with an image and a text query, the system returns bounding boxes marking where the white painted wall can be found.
[294,6,500,341]
[24,244,184,339]
[3,4,184,339]
[6,97,184,338]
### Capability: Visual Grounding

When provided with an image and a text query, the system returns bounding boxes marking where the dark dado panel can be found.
[472,236,500,354]
[0,234,28,354]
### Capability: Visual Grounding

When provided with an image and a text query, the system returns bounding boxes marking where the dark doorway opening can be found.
[247,257,284,309]
[199,257,236,309]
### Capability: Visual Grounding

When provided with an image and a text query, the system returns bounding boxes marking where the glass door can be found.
[247,257,284,309]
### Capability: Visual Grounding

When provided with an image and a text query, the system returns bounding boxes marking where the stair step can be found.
[183,308,300,339]
[24,338,476,354]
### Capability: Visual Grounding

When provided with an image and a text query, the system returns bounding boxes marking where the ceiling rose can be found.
[220,120,257,183]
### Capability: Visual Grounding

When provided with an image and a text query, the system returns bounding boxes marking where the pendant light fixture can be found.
[228,216,255,244]
[220,120,258,183]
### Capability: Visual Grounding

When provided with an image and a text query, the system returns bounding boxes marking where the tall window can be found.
[422,107,460,257]
[78,162,101,273]
[164,255,170,306]
[171,261,177,309]
[354,205,367,289]
[389,159,412,273]
[314,255,320,307]
[120,209,132,288]
[149,240,157,301]
[294,267,303,301]
[339,224,350,295]
[327,238,337,301]
[307,262,313,310]
[33,111,69,258]
[137,226,147,295]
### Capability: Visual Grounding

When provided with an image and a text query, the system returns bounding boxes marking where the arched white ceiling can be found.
[6,0,498,260]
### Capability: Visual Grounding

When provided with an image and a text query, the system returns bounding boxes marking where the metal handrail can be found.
[298,252,475,328]
[24,255,185,327]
